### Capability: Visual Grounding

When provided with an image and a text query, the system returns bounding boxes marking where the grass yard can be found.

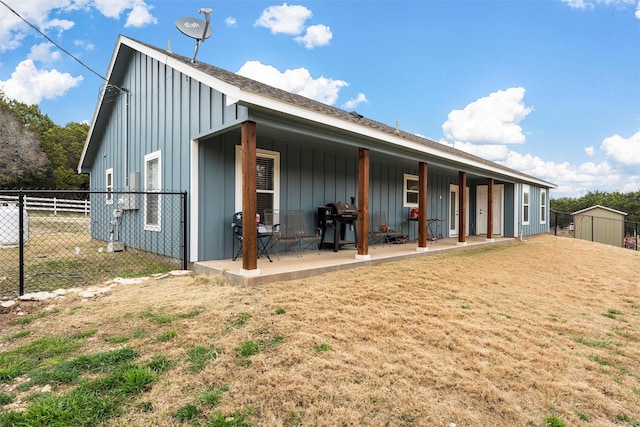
[0,234,639,426]
[0,213,178,297]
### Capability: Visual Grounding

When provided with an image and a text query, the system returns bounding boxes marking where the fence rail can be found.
[551,209,638,250]
[0,195,90,215]
[0,189,187,298]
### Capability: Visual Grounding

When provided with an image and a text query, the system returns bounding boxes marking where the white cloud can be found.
[563,0,640,18]
[225,17,237,27]
[43,18,75,35]
[294,24,332,49]
[0,59,83,105]
[585,146,595,156]
[444,141,511,162]
[561,0,594,9]
[255,3,312,35]
[73,39,95,51]
[442,87,533,145]
[0,0,157,53]
[600,131,640,166]
[341,93,368,110]
[124,3,157,28]
[237,60,347,105]
[28,42,61,63]
[93,0,133,19]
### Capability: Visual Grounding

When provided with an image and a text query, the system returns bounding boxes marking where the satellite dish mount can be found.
[175,8,213,63]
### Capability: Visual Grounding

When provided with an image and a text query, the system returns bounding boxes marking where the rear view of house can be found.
[78,36,555,273]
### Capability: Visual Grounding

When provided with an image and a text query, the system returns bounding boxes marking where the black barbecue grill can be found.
[318,202,358,252]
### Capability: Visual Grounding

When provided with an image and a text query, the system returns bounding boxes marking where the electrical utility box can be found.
[122,172,140,210]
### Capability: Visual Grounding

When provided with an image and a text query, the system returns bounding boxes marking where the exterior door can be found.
[449,184,469,237]
[476,184,504,236]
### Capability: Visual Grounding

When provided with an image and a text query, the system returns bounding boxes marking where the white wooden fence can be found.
[0,195,90,215]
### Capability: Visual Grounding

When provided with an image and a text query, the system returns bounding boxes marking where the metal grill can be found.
[318,202,358,252]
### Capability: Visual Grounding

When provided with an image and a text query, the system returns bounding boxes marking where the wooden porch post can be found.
[356,148,370,259]
[241,121,258,271]
[487,178,494,241]
[458,171,467,244]
[417,162,428,251]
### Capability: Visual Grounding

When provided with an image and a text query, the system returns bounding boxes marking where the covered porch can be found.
[192,235,515,285]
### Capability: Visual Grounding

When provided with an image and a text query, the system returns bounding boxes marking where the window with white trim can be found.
[522,184,530,225]
[235,146,280,220]
[106,168,113,205]
[403,174,419,207]
[144,151,161,231]
[540,189,547,224]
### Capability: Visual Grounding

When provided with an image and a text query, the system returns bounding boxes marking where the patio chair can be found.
[286,210,321,256]
[370,211,406,246]
[231,212,273,262]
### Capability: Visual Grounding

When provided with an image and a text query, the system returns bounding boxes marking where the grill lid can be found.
[327,202,358,218]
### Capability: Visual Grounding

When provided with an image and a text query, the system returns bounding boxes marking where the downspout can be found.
[122,89,129,187]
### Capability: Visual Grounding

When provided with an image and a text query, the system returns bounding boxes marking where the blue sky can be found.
[0,0,638,198]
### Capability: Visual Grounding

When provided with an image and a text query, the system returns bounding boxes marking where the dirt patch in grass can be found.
[1,234,639,426]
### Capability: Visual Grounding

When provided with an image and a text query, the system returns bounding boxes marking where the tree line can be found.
[0,91,89,190]
[551,191,640,225]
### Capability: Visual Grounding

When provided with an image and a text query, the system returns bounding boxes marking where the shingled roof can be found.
[113,37,555,188]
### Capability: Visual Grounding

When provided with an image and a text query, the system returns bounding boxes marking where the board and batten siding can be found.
[516,183,549,238]
[89,50,244,258]
[197,133,474,260]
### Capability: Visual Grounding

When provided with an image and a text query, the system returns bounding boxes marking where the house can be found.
[572,205,627,247]
[78,35,556,275]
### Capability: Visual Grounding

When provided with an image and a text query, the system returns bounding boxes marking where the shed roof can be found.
[572,205,628,216]
[80,35,556,189]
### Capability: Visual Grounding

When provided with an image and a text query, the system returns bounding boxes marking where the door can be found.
[476,185,504,236]
[449,184,469,237]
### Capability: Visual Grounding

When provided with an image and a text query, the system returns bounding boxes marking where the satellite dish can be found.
[175,17,213,40]
[175,8,213,63]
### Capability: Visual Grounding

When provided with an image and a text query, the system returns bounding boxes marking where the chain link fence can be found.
[0,190,187,298]
[550,210,639,250]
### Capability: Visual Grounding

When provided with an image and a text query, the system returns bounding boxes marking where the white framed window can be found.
[106,168,113,205]
[540,189,547,224]
[144,150,161,231]
[522,184,530,225]
[235,146,280,220]
[403,174,419,208]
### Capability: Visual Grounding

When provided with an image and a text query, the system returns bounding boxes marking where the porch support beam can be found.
[241,120,258,271]
[417,162,428,251]
[487,178,494,241]
[458,171,467,245]
[356,147,370,259]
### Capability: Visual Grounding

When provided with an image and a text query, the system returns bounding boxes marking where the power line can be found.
[0,0,108,83]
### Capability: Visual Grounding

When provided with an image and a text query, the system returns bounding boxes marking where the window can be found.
[235,147,280,220]
[144,151,161,231]
[522,184,530,225]
[106,168,113,205]
[403,174,419,207]
[540,189,547,224]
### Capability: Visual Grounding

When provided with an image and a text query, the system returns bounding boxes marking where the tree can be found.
[0,104,50,188]
[41,122,90,189]
[0,91,89,189]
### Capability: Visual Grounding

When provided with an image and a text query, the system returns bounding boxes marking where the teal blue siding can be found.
[87,50,244,259]
[87,45,552,262]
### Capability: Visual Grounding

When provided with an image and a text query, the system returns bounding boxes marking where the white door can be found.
[449,186,458,236]
[449,184,469,237]
[476,185,504,236]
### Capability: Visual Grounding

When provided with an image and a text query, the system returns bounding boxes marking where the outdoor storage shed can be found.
[572,205,627,247]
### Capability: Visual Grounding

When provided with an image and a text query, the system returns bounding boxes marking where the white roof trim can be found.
[86,36,555,188]
[572,205,628,216]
